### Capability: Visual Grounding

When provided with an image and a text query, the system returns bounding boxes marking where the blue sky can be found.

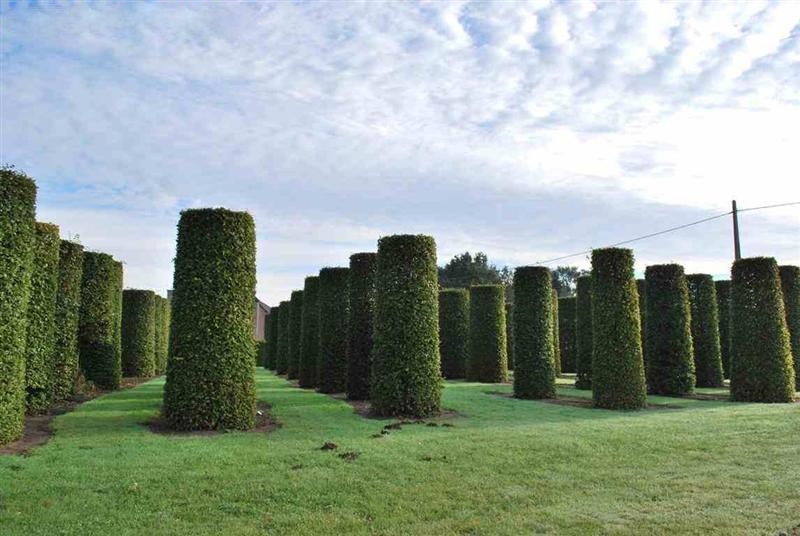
[2,0,799,304]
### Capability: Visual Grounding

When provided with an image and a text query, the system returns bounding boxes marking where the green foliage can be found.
[551,266,589,297]
[467,285,508,383]
[0,168,36,444]
[512,266,556,399]
[715,280,732,379]
[153,296,171,375]
[574,275,593,390]
[298,276,319,387]
[256,341,268,367]
[730,258,795,402]
[438,289,469,379]
[287,290,304,380]
[590,248,647,410]
[265,307,279,371]
[51,240,84,402]
[551,289,560,375]
[276,301,290,375]
[644,264,695,396]
[506,303,514,371]
[111,261,123,377]
[163,208,256,431]
[347,253,377,400]
[686,274,724,388]
[557,297,576,373]
[439,251,512,291]
[121,289,156,378]
[778,266,800,390]
[637,279,647,367]
[372,235,442,417]
[318,267,350,393]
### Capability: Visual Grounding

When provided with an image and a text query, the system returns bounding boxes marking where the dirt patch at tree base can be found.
[145,403,280,436]
[327,393,461,421]
[486,391,684,410]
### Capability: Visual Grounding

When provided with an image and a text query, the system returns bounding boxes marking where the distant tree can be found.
[551,266,588,297]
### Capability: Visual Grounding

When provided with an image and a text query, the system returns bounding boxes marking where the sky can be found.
[2,0,799,304]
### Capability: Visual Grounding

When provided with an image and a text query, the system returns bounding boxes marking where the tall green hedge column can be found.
[779,265,800,390]
[121,289,156,377]
[637,279,647,367]
[265,307,279,371]
[551,289,561,375]
[730,257,795,402]
[591,248,647,410]
[372,235,441,417]
[513,266,555,399]
[347,253,377,400]
[111,261,124,375]
[153,295,170,375]
[575,275,593,390]
[51,240,84,402]
[79,252,122,390]
[276,300,290,375]
[163,209,256,431]
[506,303,514,371]
[298,276,319,387]
[439,288,469,379]
[715,280,732,379]
[467,285,508,383]
[318,267,350,393]
[0,168,36,445]
[558,297,576,373]
[644,264,695,396]
[287,290,304,380]
[25,223,61,413]
[687,274,724,388]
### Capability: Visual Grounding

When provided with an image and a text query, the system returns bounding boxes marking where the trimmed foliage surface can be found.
[265,307,279,371]
[276,301,290,375]
[439,288,469,379]
[287,290,304,380]
[506,303,514,371]
[298,277,319,388]
[346,253,377,400]
[467,285,508,383]
[778,265,800,390]
[715,280,731,379]
[256,341,268,367]
[551,289,560,375]
[637,279,647,367]
[111,261,123,379]
[153,296,171,375]
[512,266,556,399]
[318,267,350,394]
[557,297,576,373]
[686,274,724,388]
[51,240,84,403]
[575,275,593,390]
[121,289,156,378]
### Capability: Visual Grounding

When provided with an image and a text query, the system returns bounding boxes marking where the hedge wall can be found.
[506,302,514,371]
[439,288,469,379]
[79,252,122,390]
[153,295,170,375]
[779,265,800,390]
[121,289,156,378]
[637,278,647,367]
[467,285,508,383]
[558,297,576,373]
[512,266,555,399]
[371,235,441,417]
[257,341,268,367]
[0,168,36,444]
[686,274,724,388]
[318,267,350,393]
[591,248,647,410]
[715,280,732,379]
[287,289,304,380]
[163,209,256,431]
[111,261,123,377]
[347,253,377,400]
[266,307,279,371]
[644,264,695,396]
[298,276,319,387]
[575,275,593,390]
[51,240,84,403]
[276,300,290,375]
[551,289,561,375]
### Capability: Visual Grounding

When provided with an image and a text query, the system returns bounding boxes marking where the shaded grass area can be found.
[0,369,798,535]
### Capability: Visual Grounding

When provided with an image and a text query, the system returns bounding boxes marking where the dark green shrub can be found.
[0,168,36,444]
[152,295,170,375]
[79,252,122,390]
[467,285,508,383]
[163,209,256,431]
[298,276,319,387]
[575,275,593,390]
[371,235,442,417]
[686,274,724,388]
[257,341,268,367]
[644,264,695,396]
[347,253,377,400]
[637,279,647,367]
[591,248,647,410]
[111,261,123,375]
[506,303,514,371]
[51,240,84,402]
[438,288,469,379]
[551,289,560,375]
[730,257,795,402]
[318,267,350,393]
[779,266,800,390]
[121,289,156,377]
[715,280,732,379]
[153,297,163,372]
[512,266,555,399]
[558,297,576,373]
[265,307,279,371]
[287,290,304,380]
[276,300,290,375]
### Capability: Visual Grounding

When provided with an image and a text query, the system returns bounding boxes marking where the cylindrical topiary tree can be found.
[575,275,593,390]
[276,300,291,375]
[111,260,124,376]
[779,266,800,390]
[551,289,561,376]
[265,307,279,371]
[163,209,256,431]
[686,274,724,388]
[637,278,647,367]
[153,296,163,372]
[372,235,441,417]
[51,240,84,402]
[439,288,469,379]
[714,280,732,379]
[730,257,795,402]
[506,302,514,371]
[298,276,319,387]
[558,297,576,373]
[467,285,508,383]
[121,289,156,378]
[0,168,36,444]
[287,290,304,380]
[513,266,556,399]
[644,264,695,396]
[256,341,268,367]
[318,267,350,393]
[591,248,647,410]
[347,253,377,400]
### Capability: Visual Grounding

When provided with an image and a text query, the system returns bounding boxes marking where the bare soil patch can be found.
[145,402,280,436]
[486,391,684,410]
[327,392,461,421]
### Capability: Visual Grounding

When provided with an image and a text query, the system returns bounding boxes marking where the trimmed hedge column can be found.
[687,274,724,388]
[163,209,256,431]
[779,266,800,390]
[153,296,171,375]
[439,288,469,379]
[506,303,514,371]
[644,264,695,396]
[637,279,647,367]
[24,222,61,413]
[121,289,156,377]
[347,253,377,400]
[513,267,555,399]
[318,267,350,393]
[575,275,593,390]
[265,307,279,370]
[372,235,441,417]
[551,289,561,375]
[298,276,319,387]
[591,248,647,410]
[558,297,576,373]
[111,261,124,375]
[0,168,36,444]
[51,240,84,402]
[79,252,122,390]
[276,300,291,375]
[715,280,732,379]
[467,285,508,383]
[287,290,304,380]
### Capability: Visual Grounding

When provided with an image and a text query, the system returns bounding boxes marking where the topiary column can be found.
[715,280,732,379]
[163,209,256,431]
[347,253,377,400]
[512,266,556,399]
[779,266,800,390]
[318,267,350,393]
[637,279,647,367]
[111,260,124,376]
[551,289,561,376]
[506,302,514,371]
[558,297,576,373]
[121,289,157,378]
[265,307,279,371]
[575,275,593,390]
[439,288,469,379]
[298,276,320,387]
[287,289,304,380]
[467,285,508,383]
[644,264,695,396]
[372,235,441,417]
[276,300,290,375]
[0,168,36,445]
[591,248,647,410]
[686,274,724,388]
[51,240,84,403]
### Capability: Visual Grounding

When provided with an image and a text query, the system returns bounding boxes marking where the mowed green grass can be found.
[1,369,798,536]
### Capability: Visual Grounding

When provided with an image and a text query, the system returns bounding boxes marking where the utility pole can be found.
[732,200,741,261]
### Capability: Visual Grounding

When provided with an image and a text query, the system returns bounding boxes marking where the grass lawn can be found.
[1,369,798,535]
